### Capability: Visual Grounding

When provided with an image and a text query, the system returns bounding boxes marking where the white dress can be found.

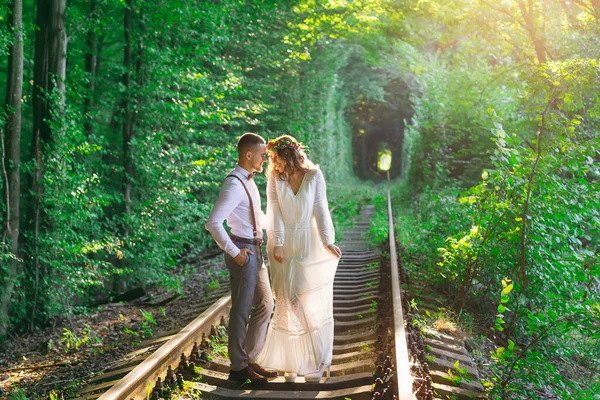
[256,167,339,375]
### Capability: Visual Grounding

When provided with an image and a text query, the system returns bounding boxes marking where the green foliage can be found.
[329,182,377,240]
[8,386,28,400]
[61,324,102,352]
[1,0,599,398]
[210,340,228,359]
[123,326,139,338]
[360,342,372,352]
[205,324,229,358]
[140,309,156,326]
[494,278,513,333]
[445,361,471,386]
[205,268,228,292]
[0,5,13,58]
[368,194,389,245]
[399,45,600,399]
[424,355,436,364]
[362,262,378,272]
[139,309,157,338]
[0,0,387,338]
[369,300,377,315]
[386,4,600,397]
[207,279,220,291]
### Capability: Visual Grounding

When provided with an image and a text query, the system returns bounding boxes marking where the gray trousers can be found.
[225,241,274,371]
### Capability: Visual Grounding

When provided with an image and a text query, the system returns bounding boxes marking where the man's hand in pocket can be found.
[234,248,254,266]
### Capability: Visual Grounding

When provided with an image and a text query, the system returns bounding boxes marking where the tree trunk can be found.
[33,0,67,141]
[84,0,97,136]
[0,0,23,340]
[29,0,67,329]
[517,0,547,63]
[122,0,133,233]
[50,1,67,111]
[112,0,134,295]
[559,0,583,30]
[589,0,600,22]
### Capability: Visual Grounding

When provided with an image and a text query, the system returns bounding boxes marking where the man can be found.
[205,133,276,384]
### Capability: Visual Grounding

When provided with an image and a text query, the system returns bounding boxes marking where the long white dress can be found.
[255,167,339,375]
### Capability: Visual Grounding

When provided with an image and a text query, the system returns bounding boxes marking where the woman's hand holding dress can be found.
[326,244,342,258]
[313,169,340,259]
[273,246,285,262]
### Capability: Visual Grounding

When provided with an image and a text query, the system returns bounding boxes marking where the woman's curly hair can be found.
[266,134,314,181]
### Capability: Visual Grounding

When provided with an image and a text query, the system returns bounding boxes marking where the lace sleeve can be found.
[267,174,285,246]
[313,169,335,245]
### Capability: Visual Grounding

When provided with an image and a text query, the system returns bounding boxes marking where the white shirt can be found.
[205,165,266,258]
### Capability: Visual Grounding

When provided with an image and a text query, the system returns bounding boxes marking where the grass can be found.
[369,300,377,315]
[359,342,373,351]
[8,387,28,400]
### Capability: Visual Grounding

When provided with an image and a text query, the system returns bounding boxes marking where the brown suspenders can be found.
[226,174,259,239]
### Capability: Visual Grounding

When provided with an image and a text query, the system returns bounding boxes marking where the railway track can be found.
[73,195,485,400]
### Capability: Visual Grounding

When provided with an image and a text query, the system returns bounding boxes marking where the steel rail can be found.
[387,189,415,399]
[97,295,231,400]
[93,201,415,399]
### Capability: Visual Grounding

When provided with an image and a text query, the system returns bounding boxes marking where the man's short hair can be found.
[237,132,266,156]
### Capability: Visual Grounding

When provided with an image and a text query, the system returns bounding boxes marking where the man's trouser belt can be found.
[230,234,263,246]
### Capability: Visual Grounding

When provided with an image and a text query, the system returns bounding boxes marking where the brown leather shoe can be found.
[228,366,268,384]
[249,362,278,378]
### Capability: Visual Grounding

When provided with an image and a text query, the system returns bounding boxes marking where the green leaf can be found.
[508,340,515,351]
[495,317,505,331]
[501,284,514,296]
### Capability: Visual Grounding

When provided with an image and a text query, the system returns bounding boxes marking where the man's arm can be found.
[205,178,243,258]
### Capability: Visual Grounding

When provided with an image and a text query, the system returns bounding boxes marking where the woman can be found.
[255,135,342,383]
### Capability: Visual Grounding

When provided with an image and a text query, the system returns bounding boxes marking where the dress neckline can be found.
[287,172,308,197]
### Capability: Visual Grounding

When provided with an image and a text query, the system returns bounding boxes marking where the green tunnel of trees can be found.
[0,0,599,398]
[0,0,383,340]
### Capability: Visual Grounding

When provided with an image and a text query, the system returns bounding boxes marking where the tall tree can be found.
[479,0,549,64]
[30,0,67,326]
[516,0,547,63]
[110,0,135,294]
[122,0,133,231]
[0,0,23,340]
[84,0,97,136]
[32,0,67,144]
[120,0,144,242]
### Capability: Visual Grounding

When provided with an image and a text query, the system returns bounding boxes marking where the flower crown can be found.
[266,137,306,152]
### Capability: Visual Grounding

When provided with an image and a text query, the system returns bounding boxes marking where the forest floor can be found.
[0,250,228,399]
